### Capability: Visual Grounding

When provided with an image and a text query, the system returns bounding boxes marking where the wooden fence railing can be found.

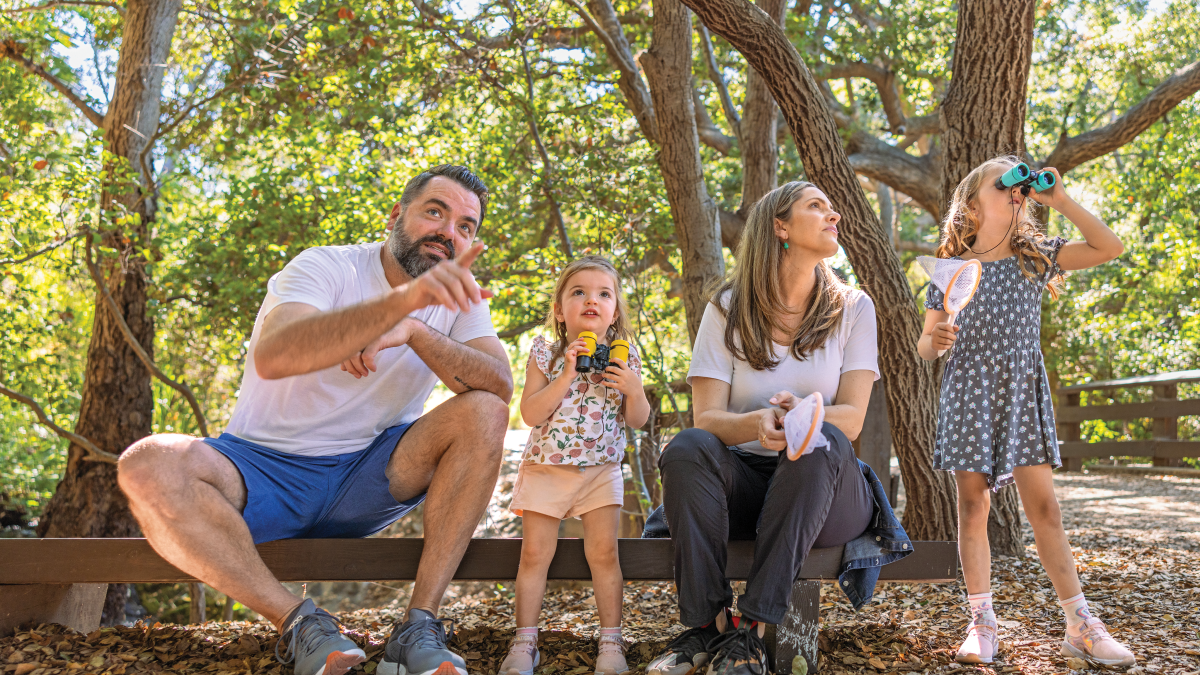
[1057,369,1200,471]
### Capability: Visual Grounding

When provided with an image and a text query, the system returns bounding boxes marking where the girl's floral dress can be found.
[522,335,642,466]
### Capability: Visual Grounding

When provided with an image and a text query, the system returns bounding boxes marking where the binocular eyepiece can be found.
[575,332,630,373]
[994,162,1056,195]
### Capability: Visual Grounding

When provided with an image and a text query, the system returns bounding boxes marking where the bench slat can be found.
[0,538,957,584]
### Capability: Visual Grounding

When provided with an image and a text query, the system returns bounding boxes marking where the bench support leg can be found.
[0,584,107,637]
[764,580,820,674]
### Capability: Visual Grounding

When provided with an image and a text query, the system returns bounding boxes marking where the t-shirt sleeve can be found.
[841,292,881,381]
[687,302,735,385]
[268,248,344,313]
[924,279,945,312]
[1039,235,1069,286]
[627,344,642,376]
[448,298,499,344]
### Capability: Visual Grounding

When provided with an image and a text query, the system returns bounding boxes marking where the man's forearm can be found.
[407,324,514,402]
[256,292,412,379]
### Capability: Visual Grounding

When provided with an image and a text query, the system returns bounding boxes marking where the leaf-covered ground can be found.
[3,471,1199,675]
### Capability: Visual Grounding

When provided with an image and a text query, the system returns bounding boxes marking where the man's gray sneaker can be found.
[275,599,367,675]
[378,609,467,675]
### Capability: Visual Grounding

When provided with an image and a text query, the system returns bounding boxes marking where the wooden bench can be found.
[1057,369,1200,470]
[0,538,957,673]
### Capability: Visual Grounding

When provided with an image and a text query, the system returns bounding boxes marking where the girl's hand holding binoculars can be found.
[1026,167,1069,210]
[602,359,641,395]
[562,337,590,373]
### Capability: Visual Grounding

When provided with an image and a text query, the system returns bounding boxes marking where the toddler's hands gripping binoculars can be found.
[575,332,630,373]
[994,162,1056,195]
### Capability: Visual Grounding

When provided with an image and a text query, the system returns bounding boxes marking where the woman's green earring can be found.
[783,242,789,249]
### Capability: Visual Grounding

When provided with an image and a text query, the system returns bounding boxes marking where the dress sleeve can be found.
[627,344,642,376]
[1040,236,1069,286]
[530,335,552,377]
[924,280,945,312]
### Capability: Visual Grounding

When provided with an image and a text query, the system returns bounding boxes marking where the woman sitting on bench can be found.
[645,181,911,675]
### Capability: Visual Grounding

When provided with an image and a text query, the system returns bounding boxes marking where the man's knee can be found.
[118,434,194,503]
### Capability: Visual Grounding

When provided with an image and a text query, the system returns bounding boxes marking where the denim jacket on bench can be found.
[641,458,913,611]
[838,459,913,610]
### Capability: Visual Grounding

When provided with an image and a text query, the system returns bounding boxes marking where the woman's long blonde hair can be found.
[544,256,633,365]
[938,154,1065,297]
[714,181,852,371]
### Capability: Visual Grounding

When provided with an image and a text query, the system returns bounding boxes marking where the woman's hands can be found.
[757,407,787,452]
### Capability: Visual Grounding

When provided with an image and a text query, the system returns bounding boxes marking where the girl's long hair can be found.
[938,154,1065,298]
[713,181,851,371]
[544,256,633,366]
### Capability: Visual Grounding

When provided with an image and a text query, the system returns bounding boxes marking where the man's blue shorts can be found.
[203,423,424,544]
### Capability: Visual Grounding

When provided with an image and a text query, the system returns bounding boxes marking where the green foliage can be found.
[1,0,1199,520]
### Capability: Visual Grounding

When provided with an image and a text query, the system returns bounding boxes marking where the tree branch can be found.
[697,24,740,137]
[1,0,124,15]
[814,61,907,133]
[568,0,659,142]
[1043,59,1200,174]
[0,230,85,267]
[0,382,118,463]
[0,43,106,128]
[517,40,572,258]
[692,89,736,155]
[846,129,943,219]
[85,240,210,437]
[497,320,542,339]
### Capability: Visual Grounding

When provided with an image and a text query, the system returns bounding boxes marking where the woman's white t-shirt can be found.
[687,289,880,456]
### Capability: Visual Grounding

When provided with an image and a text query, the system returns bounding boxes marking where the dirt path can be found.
[2,472,1197,675]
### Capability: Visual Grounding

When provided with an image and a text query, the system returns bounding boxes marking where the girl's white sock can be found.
[1059,593,1093,631]
[967,591,996,625]
[599,626,622,639]
[515,626,538,641]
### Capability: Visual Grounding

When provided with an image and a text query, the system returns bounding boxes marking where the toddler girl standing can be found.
[918,155,1134,667]
[500,256,651,675]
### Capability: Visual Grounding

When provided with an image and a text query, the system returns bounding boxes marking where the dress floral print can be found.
[926,237,1067,490]
[522,335,642,466]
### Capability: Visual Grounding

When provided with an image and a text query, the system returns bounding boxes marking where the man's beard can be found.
[387,226,456,278]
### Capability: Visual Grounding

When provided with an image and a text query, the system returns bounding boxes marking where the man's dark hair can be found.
[398,165,489,229]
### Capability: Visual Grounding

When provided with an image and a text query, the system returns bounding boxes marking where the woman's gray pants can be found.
[659,424,872,625]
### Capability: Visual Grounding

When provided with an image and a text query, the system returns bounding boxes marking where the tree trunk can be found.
[938,0,1034,557]
[938,0,1034,210]
[638,0,725,343]
[37,0,184,623]
[679,0,958,540]
[733,0,786,242]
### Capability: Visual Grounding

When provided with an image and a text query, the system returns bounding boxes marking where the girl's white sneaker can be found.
[499,635,540,675]
[955,619,999,664]
[1061,618,1135,667]
[594,634,629,675]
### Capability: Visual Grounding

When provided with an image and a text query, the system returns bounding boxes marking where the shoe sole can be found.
[1061,642,1135,667]
[378,660,467,675]
[648,656,708,675]
[502,648,541,675]
[954,652,994,665]
[315,648,368,675]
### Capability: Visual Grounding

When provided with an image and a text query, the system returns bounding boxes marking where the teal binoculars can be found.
[993,163,1056,194]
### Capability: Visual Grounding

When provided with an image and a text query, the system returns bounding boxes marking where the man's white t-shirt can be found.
[687,289,880,456]
[224,242,498,457]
